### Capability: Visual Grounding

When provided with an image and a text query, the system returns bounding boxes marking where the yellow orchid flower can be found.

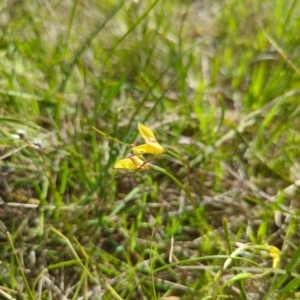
[131,123,165,155]
[114,155,151,170]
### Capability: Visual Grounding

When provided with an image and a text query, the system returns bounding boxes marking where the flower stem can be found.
[165,148,182,161]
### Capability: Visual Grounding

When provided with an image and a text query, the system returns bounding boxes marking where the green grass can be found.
[0,0,300,299]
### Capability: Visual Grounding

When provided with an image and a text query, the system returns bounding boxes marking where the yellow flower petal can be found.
[135,123,165,154]
[138,123,158,143]
[131,143,165,154]
[114,158,137,169]
[114,155,151,170]
[268,245,280,268]
[130,155,151,169]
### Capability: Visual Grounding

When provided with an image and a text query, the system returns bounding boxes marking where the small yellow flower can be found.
[267,245,280,268]
[131,123,165,155]
[114,155,151,170]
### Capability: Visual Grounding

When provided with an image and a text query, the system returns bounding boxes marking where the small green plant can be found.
[112,122,201,221]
